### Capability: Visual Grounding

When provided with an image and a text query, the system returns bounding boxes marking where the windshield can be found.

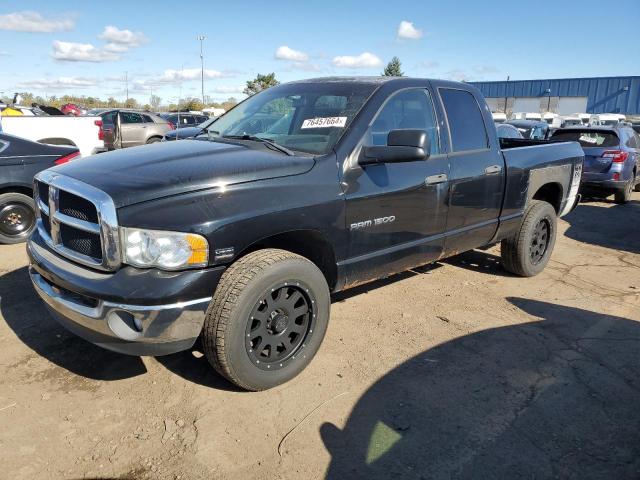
[204,82,378,154]
[551,130,619,148]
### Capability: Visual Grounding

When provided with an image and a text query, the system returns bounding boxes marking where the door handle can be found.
[425,173,448,185]
[484,165,502,174]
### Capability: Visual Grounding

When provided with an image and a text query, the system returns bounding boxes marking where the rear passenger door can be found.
[119,112,145,147]
[439,88,505,254]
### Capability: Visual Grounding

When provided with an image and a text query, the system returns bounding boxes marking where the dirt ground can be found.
[1,194,639,480]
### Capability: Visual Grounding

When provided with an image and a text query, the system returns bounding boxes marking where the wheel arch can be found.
[531,182,563,214]
[234,229,338,290]
[0,184,33,197]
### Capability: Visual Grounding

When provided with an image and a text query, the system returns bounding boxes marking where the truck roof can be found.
[288,76,469,89]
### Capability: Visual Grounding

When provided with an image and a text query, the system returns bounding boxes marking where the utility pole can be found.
[197,35,206,106]
[124,71,129,106]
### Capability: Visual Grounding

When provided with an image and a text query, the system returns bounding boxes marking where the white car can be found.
[0,115,105,157]
[492,112,507,123]
[589,113,626,126]
[511,112,542,121]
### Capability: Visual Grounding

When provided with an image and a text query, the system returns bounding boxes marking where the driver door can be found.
[341,88,450,285]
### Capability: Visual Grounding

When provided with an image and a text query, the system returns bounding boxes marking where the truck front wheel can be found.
[202,249,330,391]
[500,200,557,277]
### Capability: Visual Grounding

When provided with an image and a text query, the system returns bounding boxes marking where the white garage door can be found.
[557,97,588,115]
[512,97,541,113]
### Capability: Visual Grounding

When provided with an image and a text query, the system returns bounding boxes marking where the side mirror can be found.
[359,129,430,165]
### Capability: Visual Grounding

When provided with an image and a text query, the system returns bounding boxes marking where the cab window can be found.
[364,89,440,155]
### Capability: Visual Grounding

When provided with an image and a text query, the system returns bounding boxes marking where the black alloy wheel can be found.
[529,218,550,265]
[246,283,316,371]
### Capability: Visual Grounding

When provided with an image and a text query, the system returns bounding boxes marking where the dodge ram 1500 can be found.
[27,77,584,390]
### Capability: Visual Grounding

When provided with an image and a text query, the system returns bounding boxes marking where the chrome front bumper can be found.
[30,268,211,356]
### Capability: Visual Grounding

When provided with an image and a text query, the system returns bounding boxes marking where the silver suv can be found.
[101,110,173,149]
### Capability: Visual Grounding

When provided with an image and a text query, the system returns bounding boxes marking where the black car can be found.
[505,120,550,140]
[495,123,524,139]
[163,117,216,141]
[0,133,79,244]
[159,113,208,129]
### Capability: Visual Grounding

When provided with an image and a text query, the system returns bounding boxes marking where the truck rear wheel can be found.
[501,200,557,277]
[202,249,330,391]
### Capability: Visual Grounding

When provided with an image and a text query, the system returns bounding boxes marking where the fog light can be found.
[613,173,620,181]
[107,310,143,340]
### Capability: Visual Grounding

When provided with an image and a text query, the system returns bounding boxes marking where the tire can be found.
[146,137,161,144]
[633,172,640,192]
[202,249,330,391]
[614,177,634,204]
[0,193,37,244]
[501,200,557,277]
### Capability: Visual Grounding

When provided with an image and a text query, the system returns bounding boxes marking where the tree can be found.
[243,73,279,96]
[382,57,404,77]
[150,95,162,110]
[221,97,239,112]
[124,98,138,109]
[182,98,204,111]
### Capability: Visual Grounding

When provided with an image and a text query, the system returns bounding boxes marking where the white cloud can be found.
[0,50,10,56]
[275,45,309,62]
[397,20,423,40]
[0,11,74,33]
[418,60,439,69]
[332,52,382,69]
[473,65,499,75]
[158,68,228,83]
[99,25,147,48]
[52,41,119,62]
[444,69,470,82]
[17,76,97,90]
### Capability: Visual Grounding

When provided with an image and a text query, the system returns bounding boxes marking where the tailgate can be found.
[582,147,613,173]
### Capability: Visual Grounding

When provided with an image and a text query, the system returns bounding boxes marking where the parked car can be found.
[511,112,542,121]
[0,133,79,243]
[86,108,110,116]
[163,117,215,141]
[61,103,84,116]
[1,114,105,156]
[495,123,524,139]
[159,113,208,130]
[589,114,626,126]
[550,126,639,203]
[202,107,226,118]
[100,110,173,149]
[491,112,507,123]
[505,120,550,139]
[28,77,583,390]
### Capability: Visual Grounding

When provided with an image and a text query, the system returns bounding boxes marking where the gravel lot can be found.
[1,194,639,480]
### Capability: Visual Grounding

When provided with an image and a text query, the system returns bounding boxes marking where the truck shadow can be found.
[320,298,640,479]
[563,199,640,254]
[0,266,146,381]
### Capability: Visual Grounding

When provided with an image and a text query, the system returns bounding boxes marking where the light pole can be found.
[197,35,206,106]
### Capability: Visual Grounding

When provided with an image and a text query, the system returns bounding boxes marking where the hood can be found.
[164,126,202,140]
[52,139,315,207]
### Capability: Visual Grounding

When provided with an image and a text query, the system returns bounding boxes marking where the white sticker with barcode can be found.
[301,116,347,129]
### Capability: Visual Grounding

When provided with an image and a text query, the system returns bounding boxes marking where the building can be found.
[469,76,640,116]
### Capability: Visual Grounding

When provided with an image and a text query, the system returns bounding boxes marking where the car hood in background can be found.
[52,139,315,207]
[164,126,203,140]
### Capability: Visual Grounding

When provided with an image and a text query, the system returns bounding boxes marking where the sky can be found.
[1,0,639,105]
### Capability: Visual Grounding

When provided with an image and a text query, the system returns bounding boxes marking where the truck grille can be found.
[34,172,120,271]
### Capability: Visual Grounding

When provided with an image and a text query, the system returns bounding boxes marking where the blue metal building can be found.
[469,76,640,115]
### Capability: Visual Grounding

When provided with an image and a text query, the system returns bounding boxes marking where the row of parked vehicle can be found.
[495,116,640,204]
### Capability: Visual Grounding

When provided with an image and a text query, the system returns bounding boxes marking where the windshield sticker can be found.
[301,116,347,129]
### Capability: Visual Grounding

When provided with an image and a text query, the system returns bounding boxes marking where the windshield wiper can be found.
[222,134,294,156]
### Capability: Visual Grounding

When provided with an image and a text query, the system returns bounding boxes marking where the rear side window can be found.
[121,112,143,124]
[142,114,154,123]
[551,130,619,148]
[440,89,488,152]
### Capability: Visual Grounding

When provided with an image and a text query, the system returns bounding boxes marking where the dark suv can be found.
[159,113,208,130]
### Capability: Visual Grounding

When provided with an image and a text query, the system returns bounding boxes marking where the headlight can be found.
[120,227,209,270]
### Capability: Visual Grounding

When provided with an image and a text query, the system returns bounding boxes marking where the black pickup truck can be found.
[27,77,583,390]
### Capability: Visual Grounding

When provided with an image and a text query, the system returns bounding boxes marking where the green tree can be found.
[382,56,404,77]
[183,97,204,111]
[150,94,162,110]
[243,73,279,96]
[124,98,138,109]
